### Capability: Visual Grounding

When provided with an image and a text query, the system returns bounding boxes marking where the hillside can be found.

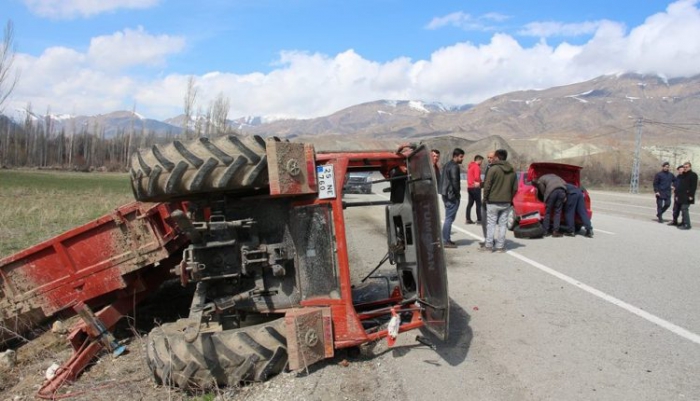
[3,73,699,176]
[239,73,700,148]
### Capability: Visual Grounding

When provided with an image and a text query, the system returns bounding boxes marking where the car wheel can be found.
[514,223,545,239]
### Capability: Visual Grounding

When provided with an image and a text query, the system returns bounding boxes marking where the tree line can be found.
[0,112,238,171]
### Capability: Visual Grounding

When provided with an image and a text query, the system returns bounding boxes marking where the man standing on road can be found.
[532,173,567,237]
[669,165,685,226]
[480,151,496,242]
[563,184,593,238]
[675,161,698,230]
[466,155,484,224]
[482,149,518,252]
[440,148,465,248]
[431,149,441,190]
[653,162,674,223]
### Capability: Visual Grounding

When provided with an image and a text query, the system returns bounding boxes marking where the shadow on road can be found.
[381,297,472,367]
[423,297,472,366]
[505,239,528,250]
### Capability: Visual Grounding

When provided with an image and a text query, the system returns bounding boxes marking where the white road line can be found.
[588,191,650,199]
[594,200,700,216]
[452,223,484,241]
[594,200,657,210]
[507,251,700,346]
[380,192,697,344]
[450,223,700,346]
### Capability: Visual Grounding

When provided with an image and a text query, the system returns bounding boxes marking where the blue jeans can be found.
[565,190,592,232]
[486,203,510,249]
[442,196,460,242]
[656,196,671,218]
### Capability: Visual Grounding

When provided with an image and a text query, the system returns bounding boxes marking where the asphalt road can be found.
[341,187,700,401]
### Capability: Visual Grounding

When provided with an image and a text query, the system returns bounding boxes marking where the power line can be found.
[629,118,642,194]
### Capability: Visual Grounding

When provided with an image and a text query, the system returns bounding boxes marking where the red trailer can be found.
[0,201,189,345]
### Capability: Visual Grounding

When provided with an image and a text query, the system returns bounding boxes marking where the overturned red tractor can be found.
[0,137,449,392]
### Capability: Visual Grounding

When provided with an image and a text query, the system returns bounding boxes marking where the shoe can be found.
[466,220,475,224]
[476,220,482,224]
[584,228,593,238]
[563,231,575,237]
[495,247,507,253]
[552,231,563,238]
[479,246,493,252]
[444,241,457,248]
[543,232,552,237]
[667,221,678,226]
[677,225,691,230]
[657,215,663,223]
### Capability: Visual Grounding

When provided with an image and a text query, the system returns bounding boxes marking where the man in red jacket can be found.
[465,155,484,224]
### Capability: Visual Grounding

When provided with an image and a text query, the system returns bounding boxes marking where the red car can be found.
[507,163,592,238]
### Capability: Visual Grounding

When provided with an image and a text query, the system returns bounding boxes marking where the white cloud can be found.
[425,11,510,31]
[7,0,700,120]
[88,27,185,71]
[519,21,605,38]
[9,28,179,115]
[22,0,160,19]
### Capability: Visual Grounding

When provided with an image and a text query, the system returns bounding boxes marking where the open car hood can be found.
[407,145,450,341]
[527,162,582,186]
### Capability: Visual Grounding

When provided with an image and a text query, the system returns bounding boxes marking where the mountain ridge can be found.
[5,73,700,148]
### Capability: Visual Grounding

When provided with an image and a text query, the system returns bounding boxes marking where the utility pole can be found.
[629,118,642,194]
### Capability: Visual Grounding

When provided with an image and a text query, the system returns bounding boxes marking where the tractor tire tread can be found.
[130,135,270,201]
[146,318,287,390]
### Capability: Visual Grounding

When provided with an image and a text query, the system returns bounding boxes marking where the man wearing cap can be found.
[653,162,674,223]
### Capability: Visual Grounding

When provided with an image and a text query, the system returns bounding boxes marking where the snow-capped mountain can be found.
[4,72,700,146]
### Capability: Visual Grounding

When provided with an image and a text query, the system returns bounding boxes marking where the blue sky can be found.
[3,0,699,120]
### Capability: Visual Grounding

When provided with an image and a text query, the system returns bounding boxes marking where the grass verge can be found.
[0,169,134,258]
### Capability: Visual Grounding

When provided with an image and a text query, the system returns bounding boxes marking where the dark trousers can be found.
[466,188,482,222]
[681,204,692,228]
[543,188,566,232]
[672,200,682,223]
[656,196,671,218]
[565,191,591,232]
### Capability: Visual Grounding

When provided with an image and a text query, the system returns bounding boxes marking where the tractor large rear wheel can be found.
[130,135,271,202]
[146,318,288,390]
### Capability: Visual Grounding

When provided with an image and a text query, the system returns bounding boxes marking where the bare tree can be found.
[211,92,230,136]
[183,75,198,139]
[194,105,204,138]
[0,20,19,112]
[126,103,136,168]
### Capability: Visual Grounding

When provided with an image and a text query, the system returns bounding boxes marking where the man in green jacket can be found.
[482,149,518,252]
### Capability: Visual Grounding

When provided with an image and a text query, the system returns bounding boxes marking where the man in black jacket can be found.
[532,173,567,237]
[440,148,465,248]
[653,162,674,223]
[676,161,698,230]
[669,165,685,226]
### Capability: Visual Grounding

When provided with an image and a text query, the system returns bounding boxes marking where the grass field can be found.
[0,169,135,257]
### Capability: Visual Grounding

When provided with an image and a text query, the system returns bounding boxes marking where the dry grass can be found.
[0,170,134,258]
